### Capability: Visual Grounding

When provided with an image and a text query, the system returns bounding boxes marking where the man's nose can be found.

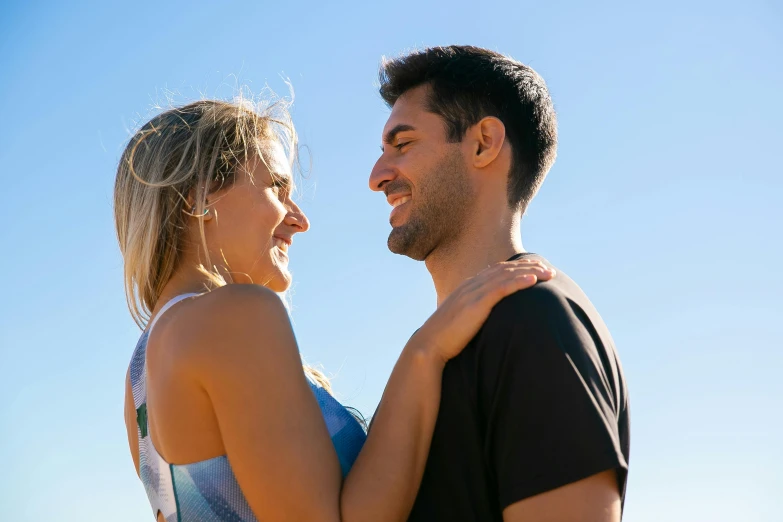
[369,155,397,192]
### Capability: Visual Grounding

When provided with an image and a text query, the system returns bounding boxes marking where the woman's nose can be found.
[285,200,310,233]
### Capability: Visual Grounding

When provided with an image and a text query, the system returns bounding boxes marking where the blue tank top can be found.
[128,294,367,521]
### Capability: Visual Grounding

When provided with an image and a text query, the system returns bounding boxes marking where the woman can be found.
[116,96,554,521]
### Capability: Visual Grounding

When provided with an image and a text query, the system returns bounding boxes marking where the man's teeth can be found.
[392,196,411,208]
[274,238,289,252]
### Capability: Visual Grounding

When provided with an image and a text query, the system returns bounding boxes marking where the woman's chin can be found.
[265,269,292,293]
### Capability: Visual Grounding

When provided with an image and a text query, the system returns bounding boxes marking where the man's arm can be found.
[478,285,628,521]
[503,470,621,522]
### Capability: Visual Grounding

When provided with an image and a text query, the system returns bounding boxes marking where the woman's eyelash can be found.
[270,179,292,196]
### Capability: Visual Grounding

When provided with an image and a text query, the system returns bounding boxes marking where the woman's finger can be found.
[480,263,554,287]
[505,265,555,281]
[453,260,555,303]
[480,272,539,304]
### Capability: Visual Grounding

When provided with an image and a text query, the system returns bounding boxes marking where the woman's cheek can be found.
[269,196,288,225]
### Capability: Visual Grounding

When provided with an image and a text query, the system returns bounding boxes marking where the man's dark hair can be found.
[379,45,558,211]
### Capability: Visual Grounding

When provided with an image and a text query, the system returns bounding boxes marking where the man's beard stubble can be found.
[388,149,473,261]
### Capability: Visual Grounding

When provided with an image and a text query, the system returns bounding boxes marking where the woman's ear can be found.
[183,192,214,221]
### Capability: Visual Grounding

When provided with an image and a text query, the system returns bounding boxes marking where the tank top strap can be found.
[130,293,201,440]
[147,293,200,333]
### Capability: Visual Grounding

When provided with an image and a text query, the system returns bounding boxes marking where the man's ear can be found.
[470,116,507,169]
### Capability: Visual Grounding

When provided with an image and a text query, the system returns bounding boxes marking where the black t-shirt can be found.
[407,254,630,521]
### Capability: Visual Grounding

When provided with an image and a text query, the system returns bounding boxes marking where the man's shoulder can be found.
[489,258,599,320]
[488,277,573,327]
[475,265,609,360]
[474,267,620,386]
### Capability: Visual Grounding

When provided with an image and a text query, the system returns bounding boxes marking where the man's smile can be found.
[388,194,412,223]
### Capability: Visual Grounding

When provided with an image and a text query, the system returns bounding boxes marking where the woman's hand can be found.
[413,258,555,365]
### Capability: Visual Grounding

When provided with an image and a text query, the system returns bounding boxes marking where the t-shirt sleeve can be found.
[479,287,628,509]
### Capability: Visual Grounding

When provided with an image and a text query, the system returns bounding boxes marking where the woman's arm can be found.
[339,260,553,522]
[186,261,552,521]
[339,333,443,521]
[186,285,343,521]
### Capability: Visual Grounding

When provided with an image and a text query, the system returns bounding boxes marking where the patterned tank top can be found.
[128,294,367,521]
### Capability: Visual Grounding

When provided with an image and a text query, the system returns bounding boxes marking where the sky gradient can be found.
[0,1,781,520]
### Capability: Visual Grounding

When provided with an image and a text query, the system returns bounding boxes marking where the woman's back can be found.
[125,290,367,521]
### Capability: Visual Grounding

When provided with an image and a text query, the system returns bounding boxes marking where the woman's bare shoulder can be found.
[153,285,295,377]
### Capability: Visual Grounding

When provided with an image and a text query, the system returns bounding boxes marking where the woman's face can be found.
[201,141,309,291]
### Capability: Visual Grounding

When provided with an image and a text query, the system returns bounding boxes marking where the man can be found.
[369,46,630,521]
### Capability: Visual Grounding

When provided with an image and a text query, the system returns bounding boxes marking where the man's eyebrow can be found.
[383,124,417,146]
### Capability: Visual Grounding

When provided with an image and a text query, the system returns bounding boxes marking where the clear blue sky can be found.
[0,1,780,520]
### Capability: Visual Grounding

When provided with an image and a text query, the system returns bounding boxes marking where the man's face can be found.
[369,85,474,260]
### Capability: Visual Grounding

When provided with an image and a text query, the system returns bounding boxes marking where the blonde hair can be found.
[114,94,332,391]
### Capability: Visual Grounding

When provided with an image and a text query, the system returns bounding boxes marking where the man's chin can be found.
[388,227,429,261]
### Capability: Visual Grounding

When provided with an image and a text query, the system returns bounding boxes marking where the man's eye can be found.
[395,141,411,150]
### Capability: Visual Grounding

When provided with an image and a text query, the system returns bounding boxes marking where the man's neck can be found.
[426,212,523,307]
